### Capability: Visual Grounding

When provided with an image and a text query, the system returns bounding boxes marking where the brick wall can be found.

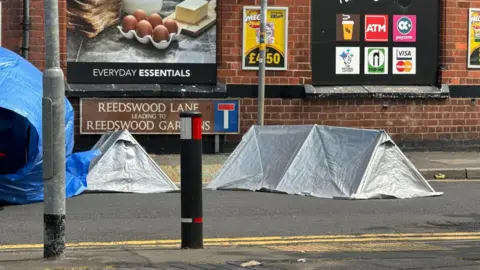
[3,0,480,150]
[1,0,67,71]
[236,98,480,143]
[441,0,480,85]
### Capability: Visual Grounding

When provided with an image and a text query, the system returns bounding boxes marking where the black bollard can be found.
[180,111,203,249]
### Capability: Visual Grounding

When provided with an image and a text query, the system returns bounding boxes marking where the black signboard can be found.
[67,63,216,84]
[66,0,217,84]
[311,0,440,86]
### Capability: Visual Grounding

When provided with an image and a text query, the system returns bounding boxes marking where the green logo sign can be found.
[367,48,386,74]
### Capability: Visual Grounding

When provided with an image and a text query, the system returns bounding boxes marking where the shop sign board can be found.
[80,98,240,135]
[336,47,360,74]
[336,14,360,42]
[364,14,388,42]
[468,8,480,69]
[392,47,416,75]
[242,6,288,70]
[66,0,217,84]
[393,15,416,42]
[311,0,439,86]
[364,47,388,75]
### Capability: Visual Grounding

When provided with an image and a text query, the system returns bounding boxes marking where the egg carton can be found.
[117,26,181,50]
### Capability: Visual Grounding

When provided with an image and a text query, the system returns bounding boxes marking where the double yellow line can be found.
[2,231,480,251]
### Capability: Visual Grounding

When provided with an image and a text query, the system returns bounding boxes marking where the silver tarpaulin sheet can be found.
[86,130,179,193]
[207,125,443,199]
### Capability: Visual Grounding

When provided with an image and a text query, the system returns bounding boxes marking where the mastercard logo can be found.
[396,60,413,72]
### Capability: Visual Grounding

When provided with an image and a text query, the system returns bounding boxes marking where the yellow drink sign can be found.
[468,8,480,69]
[242,6,288,70]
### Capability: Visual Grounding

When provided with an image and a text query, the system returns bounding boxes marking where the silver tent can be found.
[207,125,443,199]
[86,130,179,193]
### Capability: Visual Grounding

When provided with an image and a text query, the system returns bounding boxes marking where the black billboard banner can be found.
[67,0,217,84]
[311,0,440,86]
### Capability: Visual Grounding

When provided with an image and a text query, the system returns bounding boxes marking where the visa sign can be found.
[393,47,416,75]
[365,15,388,42]
[396,49,412,59]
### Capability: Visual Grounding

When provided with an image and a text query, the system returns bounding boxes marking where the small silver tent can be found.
[207,125,442,199]
[86,130,179,193]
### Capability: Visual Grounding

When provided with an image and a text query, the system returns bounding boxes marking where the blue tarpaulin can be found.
[0,47,98,204]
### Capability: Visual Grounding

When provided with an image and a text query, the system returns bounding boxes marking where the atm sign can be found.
[365,15,389,42]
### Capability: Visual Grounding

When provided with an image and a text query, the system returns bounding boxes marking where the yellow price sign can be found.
[246,46,285,67]
[242,7,288,70]
[468,8,480,69]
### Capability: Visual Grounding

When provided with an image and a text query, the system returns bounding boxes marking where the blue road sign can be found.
[213,100,239,133]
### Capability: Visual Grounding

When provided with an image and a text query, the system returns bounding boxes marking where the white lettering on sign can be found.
[93,69,137,77]
[170,103,199,112]
[138,69,191,77]
[86,120,155,131]
[92,69,191,77]
[366,24,386,32]
[245,14,261,22]
[85,120,212,132]
[365,15,389,42]
[81,99,225,134]
[132,113,157,120]
[158,121,181,131]
[157,121,211,131]
[95,102,202,113]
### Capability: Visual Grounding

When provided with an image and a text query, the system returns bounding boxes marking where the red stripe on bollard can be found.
[192,117,202,140]
[193,217,203,223]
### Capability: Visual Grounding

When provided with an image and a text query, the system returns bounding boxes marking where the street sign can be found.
[80,98,240,135]
[214,101,240,133]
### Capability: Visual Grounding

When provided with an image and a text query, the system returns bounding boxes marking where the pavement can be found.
[151,151,480,183]
[405,151,480,179]
[3,240,480,269]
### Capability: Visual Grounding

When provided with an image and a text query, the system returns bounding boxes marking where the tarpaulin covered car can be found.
[0,47,98,204]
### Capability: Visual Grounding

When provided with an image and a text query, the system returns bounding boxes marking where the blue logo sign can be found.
[397,17,412,35]
[213,100,239,133]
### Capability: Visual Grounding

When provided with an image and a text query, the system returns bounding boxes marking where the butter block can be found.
[175,0,208,25]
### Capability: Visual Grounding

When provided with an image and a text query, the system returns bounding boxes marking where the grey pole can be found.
[43,0,66,259]
[257,0,267,126]
[21,0,30,59]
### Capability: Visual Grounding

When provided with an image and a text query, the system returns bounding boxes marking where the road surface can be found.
[1,181,479,246]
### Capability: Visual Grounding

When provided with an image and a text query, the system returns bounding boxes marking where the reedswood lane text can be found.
[97,101,199,113]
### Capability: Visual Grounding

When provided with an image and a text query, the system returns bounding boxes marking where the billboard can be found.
[80,98,240,134]
[311,0,439,86]
[66,0,217,84]
[468,8,480,69]
[242,6,288,70]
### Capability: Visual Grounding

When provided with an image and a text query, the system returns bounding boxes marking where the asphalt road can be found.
[1,182,479,245]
